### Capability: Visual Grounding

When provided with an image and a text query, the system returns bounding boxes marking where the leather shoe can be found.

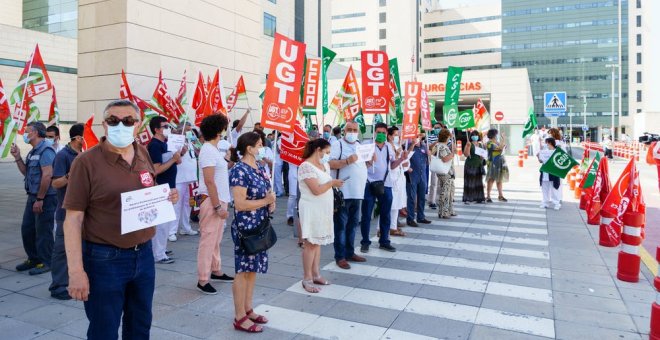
[406,220,418,227]
[348,255,366,262]
[336,259,351,269]
[417,219,432,224]
[287,217,294,226]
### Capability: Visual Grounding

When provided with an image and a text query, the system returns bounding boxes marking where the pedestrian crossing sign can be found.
[544,91,567,117]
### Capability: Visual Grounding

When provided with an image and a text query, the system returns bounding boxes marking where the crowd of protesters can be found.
[10,99,516,337]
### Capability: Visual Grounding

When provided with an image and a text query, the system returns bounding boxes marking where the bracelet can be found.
[36,197,44,201]
[345,159,349,165]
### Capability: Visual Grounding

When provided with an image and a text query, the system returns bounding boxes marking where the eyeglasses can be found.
[105,116,138,127]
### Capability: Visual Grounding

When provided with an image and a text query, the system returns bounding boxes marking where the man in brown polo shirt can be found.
[63,99,178,340]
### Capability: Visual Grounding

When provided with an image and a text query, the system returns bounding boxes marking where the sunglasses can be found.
[105,116,138,127]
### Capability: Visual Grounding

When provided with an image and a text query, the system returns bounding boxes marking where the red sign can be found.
[360,51,390,115]
[261,33,306,133]
[279,123,309,166]
[402,82,422,139]
[302,58,321,111]
[420,89,432,131]
[494,111,504,121]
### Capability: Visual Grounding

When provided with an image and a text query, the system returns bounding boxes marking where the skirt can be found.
[486,157,509,183]
[463,165,485,202]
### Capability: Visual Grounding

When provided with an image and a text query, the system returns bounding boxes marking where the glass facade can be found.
[502,0,628,129]
[23,0,78,38]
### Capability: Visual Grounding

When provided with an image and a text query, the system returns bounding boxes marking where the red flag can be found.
[176,70,187,106]
[402,82,422,139]
[10,45,53,134]
[120,69,133,100]
[226,75,247,112]
[206,69,228,115]
[47,86,59,126]
[192,72,207,126]
[420,89,432,131]
[151,70,183,124]
[279,123,309,166]
[602,159,645,244]
[360,51,390,115]
[602,158,634,217]
[302,58,321,114]
[261,33,306,133]
[82,114,99,151]
[586,157,611,220]
[0,79,12,137]
[339,66,361,122]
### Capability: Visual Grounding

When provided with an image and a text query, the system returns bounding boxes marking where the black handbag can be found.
[237,214,277,255]
[333,187,345,212]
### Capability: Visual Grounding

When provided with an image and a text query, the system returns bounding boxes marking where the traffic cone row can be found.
[617,211,645,282]
[517,150,524,168]
[649,247,660,340]
[456,140,463,157]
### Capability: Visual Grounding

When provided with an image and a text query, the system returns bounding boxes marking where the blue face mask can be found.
[255,147,266,161]
[471,136,479,142]
[107,123,135,148]
[44,138,55,147]
[323,132,331,140]
[433,128,441,135]
[23,133,31,144]
[185,131,197,141]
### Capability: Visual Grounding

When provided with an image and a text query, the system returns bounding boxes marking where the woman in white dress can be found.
[387,126,409,236]
[298,139,344,293]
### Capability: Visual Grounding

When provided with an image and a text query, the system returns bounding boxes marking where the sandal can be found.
[246,308,268,324]
[302,279,321,293]
[313,276,330,285]
[390,229,406,237]
[233,315,263,333]
[498,196,508,202]
[486,198,493,203]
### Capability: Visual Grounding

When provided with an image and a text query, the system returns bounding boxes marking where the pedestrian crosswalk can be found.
[253,199,555,339]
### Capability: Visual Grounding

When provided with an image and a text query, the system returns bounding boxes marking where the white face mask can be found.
[345,132,358,143]
[255,147,266,161]
[107,124,135,148]
[162,127,170,138]
[393,136,400,145]
[321,153,330,164]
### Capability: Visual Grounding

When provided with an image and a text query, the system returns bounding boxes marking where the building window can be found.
[637,0,641,8]
[294,0,304,42]
[332,27,366,34]
[637,53,642,64]
[264,12,276,37]
[379,45,386,51]
[636,15,641,27]
[637,90,642,102]
[268,0,276,3]
[379,12,386,23]
[331,12,366,20]
[23,0,78,38]
[331,42,366,48]
[379,29,386,39]
[380,0,386,6]
[637,34,642,46]
[637,72,642,83]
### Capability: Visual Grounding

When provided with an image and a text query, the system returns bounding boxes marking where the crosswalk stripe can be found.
[404,227,548,246]
[281,283,554,338]
[322,262,553,303]
[365,247,551,278]
[429,215,547,227]
[385,236,550,259]
[453,207,546,218]
[252,305,437,340]
[421,219,548,235]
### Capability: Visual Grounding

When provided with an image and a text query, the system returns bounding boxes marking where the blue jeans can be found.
[49,220,68,296]
[406,178,427,222]
[21,194,56,266]
[360,186,392,247]
[83,241,155,340]
[333,199,361,260]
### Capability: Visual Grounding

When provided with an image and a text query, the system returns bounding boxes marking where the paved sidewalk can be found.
[0,156,655,339]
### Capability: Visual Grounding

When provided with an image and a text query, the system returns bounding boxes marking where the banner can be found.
[402,81,422,139]
[302,58,321,115]
[280,123,309,166]
[82,114,99,151]
[47,86,59,126]
[360,51,390,115]
[453,110,475,130]
[321,47,336,115]
[539,147,579,179]
[226,75,247,112]
[522,107,537,139]
[151,71,184,124]
[261,33,306,133]
[192,72,207,126]
[601,158,644,244]
[420,89,432,131]
[132,95,161,145]
[388,58,403,125]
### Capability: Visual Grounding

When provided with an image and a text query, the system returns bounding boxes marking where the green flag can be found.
[304,114,313,133]
[354,110,366,134]
[540,147,580,179]
[322,47,336,115]
[429,100,437,125]
[522,107,537,139]
[443,66,463,108]
[582,153,601,189]
[443,104,458,127]
[388,58,403,125]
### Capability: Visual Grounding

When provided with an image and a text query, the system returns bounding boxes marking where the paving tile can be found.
[433,264,492,281]
[488,271,552,290]
[554,320,642,340]
[480,294,553,319]
[152,308,228,338]
[14,303,86,330]
[415,285,484,307]
[553,291,629,313]
[0,317,51,339]
[554,305,638,332]
[322,300,400,328]
[54,318,89,338]
[389,311,473,339]
[152,285,202,307]
[0,293,45,317]
[468,325,549,340]
[552,277,622,299]
[631,315,651,335]
[33,331,82,340]
[267,291,338,315]
[148,327,199,340]
[0,272,49,292]
[357,276,422,297]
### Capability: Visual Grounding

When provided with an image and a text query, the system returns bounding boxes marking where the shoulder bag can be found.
[237,212,277,255]
[333,142,345,212]
[430,144,451,175]
[368,145,389,196]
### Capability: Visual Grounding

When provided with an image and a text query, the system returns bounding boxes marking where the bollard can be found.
[649,247,660,340]
[457,140,463,157]
[573,172,583,199]
[599,209,619,247]
[517,150,523,167]
[568,168,576,191]
[617,211,646,282]
[523,148,528,160]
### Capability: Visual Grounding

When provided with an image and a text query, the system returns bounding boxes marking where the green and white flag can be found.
[522,107,537,139]
[429,100,437,125]
[443,66,463,122]
[354,110,366,134]
[446,109,475,130]
[582,152,601,189]
[388,58,403,125]
[540,147,580,179]
[321,47,336,115]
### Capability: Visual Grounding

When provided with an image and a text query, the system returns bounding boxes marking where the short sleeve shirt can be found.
[63,138,157,248]
[366,142,394,185]
[408,143,430,182]
[198,142,231,202]
[52,145,78,221]
[329,138,368,199]
[148,138,177,188]
[24,140,56,196]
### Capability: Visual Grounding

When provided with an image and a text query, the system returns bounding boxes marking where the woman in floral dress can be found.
[229,132,276,333]
[432,129,456,219]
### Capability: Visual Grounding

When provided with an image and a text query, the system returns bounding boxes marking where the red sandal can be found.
[233,315,263,333]
[246,309,269,324]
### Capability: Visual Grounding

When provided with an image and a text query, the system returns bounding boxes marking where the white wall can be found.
[0,0,23,27]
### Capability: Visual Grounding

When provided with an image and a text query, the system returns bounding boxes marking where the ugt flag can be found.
[280,123,309,166]
[540,147,579,179]
[402,82,421,140]
[360,51,390,115]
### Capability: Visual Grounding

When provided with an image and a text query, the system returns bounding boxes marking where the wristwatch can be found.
[36,197,44,202]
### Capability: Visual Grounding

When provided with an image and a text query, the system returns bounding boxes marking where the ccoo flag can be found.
[540,147,579,179]
[522,107,537,139]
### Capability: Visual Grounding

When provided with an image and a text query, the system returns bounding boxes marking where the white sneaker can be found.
[168,234,177,242]
[179,230,199,236]
[553,205,561,211]
[539,204,548,209]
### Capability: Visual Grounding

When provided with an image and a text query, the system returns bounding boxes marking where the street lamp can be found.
[580,90,590,142]
[567,104,575,142]
[605,64,619,139]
